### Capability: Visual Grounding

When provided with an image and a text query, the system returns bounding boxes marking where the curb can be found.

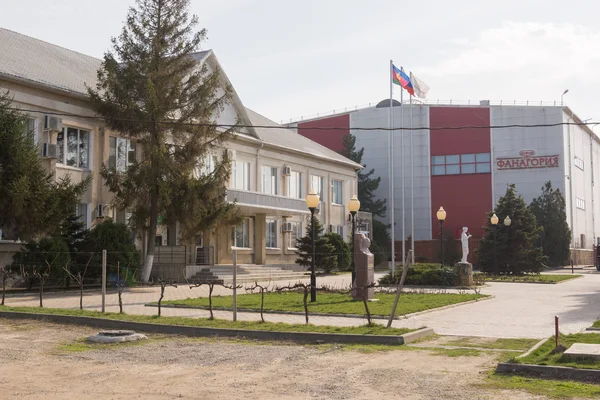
[586,327,600,332]
[516,337,549,359]
[479,275,582,285]
[146,295,493,321]
[496,362,600,382]
[0,311,434,346]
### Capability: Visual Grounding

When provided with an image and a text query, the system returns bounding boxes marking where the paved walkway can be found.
[4,270,600,339]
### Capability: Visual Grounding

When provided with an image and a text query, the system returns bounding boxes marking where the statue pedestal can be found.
[352,234,375,300]
[454,262,473,287]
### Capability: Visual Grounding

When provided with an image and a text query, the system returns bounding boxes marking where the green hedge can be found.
[378,263,458,286]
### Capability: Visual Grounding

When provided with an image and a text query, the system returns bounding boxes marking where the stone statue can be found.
[358,234,372,255]
[460,227,472,264]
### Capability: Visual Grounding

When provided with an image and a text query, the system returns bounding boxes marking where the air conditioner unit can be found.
[97,204,105,219]
[226,149,236,160]
[282,222,293,232]
[41,143,57,158]
[282,166,291,176]
[44,115,63,132]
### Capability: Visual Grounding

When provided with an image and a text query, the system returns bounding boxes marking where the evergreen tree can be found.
[529,181,571,266]
[88,0,238,282]
[0,91,88,241]
[295,217,336,273]
[339,134,386,218]
[324,232,351,271]
[478,184,546,275]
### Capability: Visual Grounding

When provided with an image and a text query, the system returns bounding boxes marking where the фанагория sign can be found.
[496,150,559,170]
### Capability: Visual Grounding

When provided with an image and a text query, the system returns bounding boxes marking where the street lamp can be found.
[561,89,569,106]
[305,188,320,302]
[504,216,511,226]
[348,195,361,287]
[491,214,499,275]
[436,207,447,267]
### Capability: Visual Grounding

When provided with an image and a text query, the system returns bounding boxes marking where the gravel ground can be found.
[0,319,549,399]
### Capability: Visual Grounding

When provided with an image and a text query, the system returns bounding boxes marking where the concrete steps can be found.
[198,264,308,284]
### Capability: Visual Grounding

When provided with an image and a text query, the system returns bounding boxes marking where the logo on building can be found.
[496,150,559,170]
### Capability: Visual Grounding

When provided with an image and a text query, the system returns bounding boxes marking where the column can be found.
[255,213,267,265]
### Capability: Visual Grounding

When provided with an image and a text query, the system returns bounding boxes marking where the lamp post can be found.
[491,213,499,275]
[348,195,361,287]
[561,89,569,106]
[504,215,511,273]
[436,207,447,267]
[305,188,320,302]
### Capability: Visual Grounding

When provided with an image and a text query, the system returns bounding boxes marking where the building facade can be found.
[293,101,598,262]
[0,28,363,269]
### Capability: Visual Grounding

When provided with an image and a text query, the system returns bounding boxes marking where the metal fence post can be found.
[233,250,237,322]
[102,249,107,313]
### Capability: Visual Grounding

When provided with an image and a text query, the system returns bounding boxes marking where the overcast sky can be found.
[1,0,598,124]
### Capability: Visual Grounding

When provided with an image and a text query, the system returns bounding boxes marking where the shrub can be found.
[11,236,71,288]
[378,263,458,286]
[324,232,351,271]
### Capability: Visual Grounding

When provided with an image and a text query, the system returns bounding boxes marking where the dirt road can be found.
[0,319,547,399]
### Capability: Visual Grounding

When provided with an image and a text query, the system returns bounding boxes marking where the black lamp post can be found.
[436,207,447,267]
[503,215,512,273]
[348,195,361,287]
[305,188,320,302]
[491,213,499,275]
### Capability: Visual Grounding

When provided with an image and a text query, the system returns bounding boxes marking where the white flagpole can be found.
[410,94,415,264]
[389,60,396,276]
[400,73,405,269]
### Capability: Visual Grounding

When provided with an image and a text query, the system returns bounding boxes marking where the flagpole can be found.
[400,73,405,270]
[389,60,396,276]
[410,94,415,264]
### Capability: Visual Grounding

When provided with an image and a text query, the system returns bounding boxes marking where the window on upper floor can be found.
[311,175,324,202]
[266,219,278,248]
[232,161,250,190]
[575,156,584,171]
[576,197,586,210]
[57,127,90,169]
[432,153,491,175]
[332,180,343,205]
[262,166,278,195]
[288,171,302,199]
[26,118,37,143]
[76,203,89,229]
[232,218,250,248]
[198,153,218,177]
[109,137,136,172]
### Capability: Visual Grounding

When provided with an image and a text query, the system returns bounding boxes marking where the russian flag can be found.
[392,64,415,96]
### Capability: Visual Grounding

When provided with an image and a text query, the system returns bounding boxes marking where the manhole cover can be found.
[87,330,148,344]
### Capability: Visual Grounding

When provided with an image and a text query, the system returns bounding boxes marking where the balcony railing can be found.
[227,189,309,214]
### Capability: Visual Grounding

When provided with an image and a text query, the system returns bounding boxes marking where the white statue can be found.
[460,227,472,264]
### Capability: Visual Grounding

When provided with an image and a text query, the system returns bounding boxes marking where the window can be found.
[332,225,344,236]
[57,127,90,168]
[432,153,491,175]
[262,166,278,195]
[76,203,88,229]
[199,153,217,176]
[332,180,343,205]
[232,218,250,248]
[109,137,135,172]
[288,171,302,199]
[26,118,37,142]
[266,219,278,248]
[288,222,302,249]
[311,175,324,202]
[576,197,586,210]
[575,156,584,171]
[232,161,250,190]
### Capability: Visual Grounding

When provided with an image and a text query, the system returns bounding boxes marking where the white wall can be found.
[351,104,431,241]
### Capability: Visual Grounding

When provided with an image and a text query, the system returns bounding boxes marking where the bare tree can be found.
[29,261,54,308]
[116,262,130,314]
[386,250,412,328]
[63,255,93,310]
[0,265,12,306]
[246,281,271,323]
[277,283,311,325]
[151,278,177,317]
[185,275,241,320]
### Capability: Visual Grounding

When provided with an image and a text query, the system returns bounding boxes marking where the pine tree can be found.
[88,0,238,282]
[339,134,386,218]
[478,184,546,275]
[529,181,571,266]
[295,216,336,273]
[0,91,88,241]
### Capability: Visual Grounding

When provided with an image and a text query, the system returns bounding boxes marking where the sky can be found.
[1,0,599,124]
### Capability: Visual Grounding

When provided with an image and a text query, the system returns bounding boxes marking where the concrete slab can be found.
[564,343,600,360]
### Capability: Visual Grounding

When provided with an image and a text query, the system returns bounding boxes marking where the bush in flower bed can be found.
[378,263,458,287]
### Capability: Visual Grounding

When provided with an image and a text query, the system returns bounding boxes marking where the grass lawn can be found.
[593,320,600,329]
[485,373,600,399]
[0,305,413,337]
[162,292,486,317]
[445,337,540,351]
[515,333,600,370]
[474,273,580,284]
